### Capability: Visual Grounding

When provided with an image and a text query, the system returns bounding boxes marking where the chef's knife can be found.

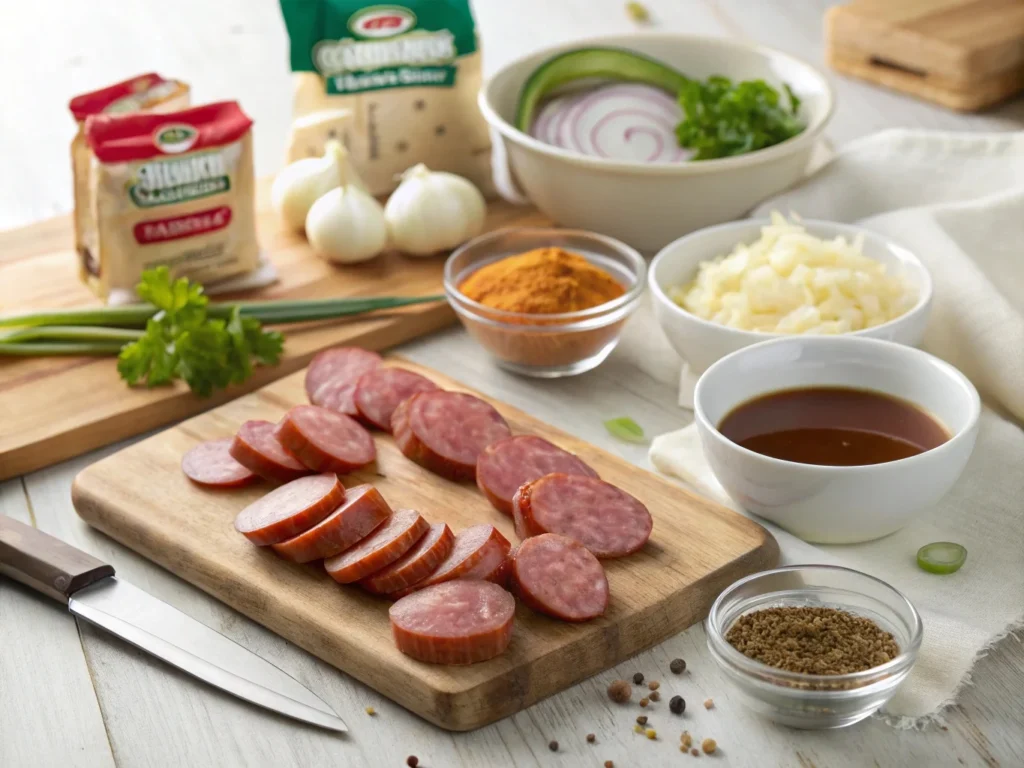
[0,515,346,732]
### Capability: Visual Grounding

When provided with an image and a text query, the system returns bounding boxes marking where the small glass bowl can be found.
[444,227,646,377]
[706,565,922,729]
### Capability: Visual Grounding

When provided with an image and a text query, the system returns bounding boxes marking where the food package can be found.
[81,101,260,299]
[279,0,494,196]
[69,73,191,273]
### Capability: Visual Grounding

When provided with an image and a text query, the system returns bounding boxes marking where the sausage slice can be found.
[324,508,429,584]
[273,483,391,563]
[230,420,309,483]
[305,346,382,401]
[276,405,376,473]
[182,438,258,488]
[511,533,608,621]
[389,581,515,665]
[354,367,438,431]
[360,523,454,595]
[392,524,511,597]
[234,473,343,546]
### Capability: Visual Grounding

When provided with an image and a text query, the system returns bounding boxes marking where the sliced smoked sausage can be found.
[324,509,429,584]
[513,473,652,558]
[181,438,258,488]
[392,391,511,481]
[234,473,343,546]
[476,435,598,516]
[354,367,438,431]
[511,533,608,621]
[273,484,391,563]
[305,346,381,401]
[230,420,309,483]
[389,581,515,665]
[360,523,454,595]
[276,405,376,474]
[393,524,511,597]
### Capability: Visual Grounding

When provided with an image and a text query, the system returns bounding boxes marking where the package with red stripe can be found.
[81,100,260,300]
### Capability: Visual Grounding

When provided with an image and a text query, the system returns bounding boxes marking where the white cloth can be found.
[646,129,1024,724]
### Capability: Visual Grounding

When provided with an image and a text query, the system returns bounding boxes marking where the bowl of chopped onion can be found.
[648,214,932,375]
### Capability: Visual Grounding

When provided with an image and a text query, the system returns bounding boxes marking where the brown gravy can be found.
[718,387,949,466]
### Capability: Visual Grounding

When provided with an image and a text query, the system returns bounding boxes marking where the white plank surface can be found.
[2,0,1024,766]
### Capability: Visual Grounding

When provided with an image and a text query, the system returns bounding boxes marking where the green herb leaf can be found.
[117,268,284,397]
[917,542,967,575]
[676,75,805,161]
[604,417,646,443]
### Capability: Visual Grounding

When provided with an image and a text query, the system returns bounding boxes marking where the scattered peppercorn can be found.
[702,738,717,754]
[648,681,660,691]
[625,0,650,23]
[645,728,657,740]
[670,658,687,674]
[691,748,700,756]
[604,761,614,768]
[632,672,644,685]
[681,731,693,748]
[650,691,661,702]
[548,740,558,752]
[636,715,648,725]
[633,724,644,734]
[639,697,650,708]
[406,758,418,768]
[725,606,899,675]
[365,706,376,716]
[586,733,596,743]
[670,695,686,715]
[703,698,714,710]
[607,679,632,703]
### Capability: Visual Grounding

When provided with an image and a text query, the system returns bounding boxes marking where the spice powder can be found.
[725,606,899,675]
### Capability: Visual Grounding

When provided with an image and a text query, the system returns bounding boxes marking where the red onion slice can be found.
[530,84,691,164]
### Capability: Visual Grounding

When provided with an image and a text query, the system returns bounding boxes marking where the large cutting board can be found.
[0,188,548,481]
[72,359,779,731]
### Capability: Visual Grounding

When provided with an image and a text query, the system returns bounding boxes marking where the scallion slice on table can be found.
[604,416,646,443]
[917,542,967,574]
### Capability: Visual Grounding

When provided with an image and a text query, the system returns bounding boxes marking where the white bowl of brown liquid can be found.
[693,336,980,543]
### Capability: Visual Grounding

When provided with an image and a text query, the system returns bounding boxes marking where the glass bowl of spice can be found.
[445,227,646,377]
[706,565,922,729]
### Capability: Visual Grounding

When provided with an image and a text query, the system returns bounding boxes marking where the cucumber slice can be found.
[916,542,967,575]
[514,47,690,132]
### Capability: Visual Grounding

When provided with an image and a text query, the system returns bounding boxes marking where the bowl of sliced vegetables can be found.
[479,34,835,251]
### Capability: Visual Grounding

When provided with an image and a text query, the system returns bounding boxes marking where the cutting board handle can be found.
[0,515,114,603]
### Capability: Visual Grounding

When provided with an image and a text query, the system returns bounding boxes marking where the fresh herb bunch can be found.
[676,76,804,160]
[117,268,284,396]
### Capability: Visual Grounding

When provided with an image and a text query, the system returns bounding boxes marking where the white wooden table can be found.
[2,1,1023,766]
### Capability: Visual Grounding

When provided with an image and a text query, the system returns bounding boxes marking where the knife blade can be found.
[0,514,346,733]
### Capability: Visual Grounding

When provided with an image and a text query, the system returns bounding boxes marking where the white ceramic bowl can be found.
[650,218,933,376]
[479,34,835,252]
[693,336,980,544]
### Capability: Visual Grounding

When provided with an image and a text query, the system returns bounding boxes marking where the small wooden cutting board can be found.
[71,359,779,731]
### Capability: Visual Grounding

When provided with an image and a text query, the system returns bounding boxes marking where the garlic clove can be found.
[384,164,486,257]
[271,140,355,232]
[306,185,388,265]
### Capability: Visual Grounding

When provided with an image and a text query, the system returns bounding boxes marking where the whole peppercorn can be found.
[586,733,596,743]
[648,681,660,691]
[632,672,644,685]
[703,698,714,710]
[670,695,686,715]
[702,738,717,754]
[636,715,648,725]
[604,762,614,768]
[691,748,700,756]
[406,758,419,768]
[670,658,687,674]
[650,691,661,702]
[645,728,657,740]
[680,731,693,748]
[548,740,559,752]
[639,697,650,708]
[607,679,632,703]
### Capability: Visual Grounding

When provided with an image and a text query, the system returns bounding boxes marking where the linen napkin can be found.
[645,129,1024,726]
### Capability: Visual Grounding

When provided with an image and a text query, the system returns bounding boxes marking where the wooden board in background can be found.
[71,359,779,731]
[0,187,549,481]
[826,0,1024,111]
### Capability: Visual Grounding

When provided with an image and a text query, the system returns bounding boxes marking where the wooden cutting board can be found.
[0,187,548,481]
[71,359,779,731]
[826,0,1024,111]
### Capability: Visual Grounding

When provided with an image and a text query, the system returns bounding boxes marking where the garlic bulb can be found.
[384,164,486,256]
[272,141,365,231]
[305,184,388,264]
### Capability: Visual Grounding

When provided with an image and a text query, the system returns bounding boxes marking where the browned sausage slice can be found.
[234,473,343,546]
[389,581,515,665]
[354,367,438,431]
[276,405,376,473]
[272,483,392,563]
[392,391,511,481]
[305,346,382,401]
[324,509,429,583]
[360,523,454,595]
[476,435,598,516]
[230,420,309,483]
[513,473,652,558]
[181,438,258,488]
[511,533,608,621]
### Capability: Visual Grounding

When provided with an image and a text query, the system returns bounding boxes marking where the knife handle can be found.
[0,515,114,603]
